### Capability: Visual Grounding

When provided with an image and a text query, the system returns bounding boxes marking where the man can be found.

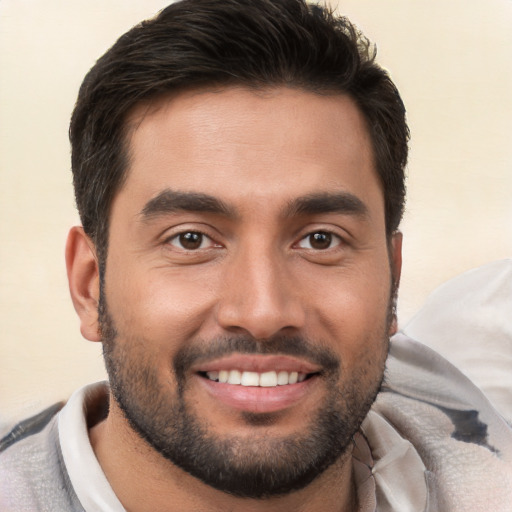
[0,0,511,510]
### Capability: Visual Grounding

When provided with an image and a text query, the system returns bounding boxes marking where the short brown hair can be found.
[70,0,409,265]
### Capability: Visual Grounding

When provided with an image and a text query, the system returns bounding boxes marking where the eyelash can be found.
[166,229,344,252]
[167,231,219,251]
[295,231,343,251]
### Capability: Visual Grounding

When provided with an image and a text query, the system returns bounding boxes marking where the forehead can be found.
[117,86,382,220]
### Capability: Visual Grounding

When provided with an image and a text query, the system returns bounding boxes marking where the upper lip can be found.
[193,354,322,375]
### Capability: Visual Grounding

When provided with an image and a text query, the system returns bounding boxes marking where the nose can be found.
[216,244,306,340]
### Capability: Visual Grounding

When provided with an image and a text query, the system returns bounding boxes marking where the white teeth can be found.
[259,371,278,387]
[207,370,219,381]
[205,370,307,387]
[227,370,242,385]
[218,370,229,383]
[277,371,289,385]
[241,371,260,386]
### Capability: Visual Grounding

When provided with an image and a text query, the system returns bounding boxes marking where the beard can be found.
[98,293,390,499]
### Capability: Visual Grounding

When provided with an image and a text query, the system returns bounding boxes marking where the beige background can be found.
[1,0,511,423]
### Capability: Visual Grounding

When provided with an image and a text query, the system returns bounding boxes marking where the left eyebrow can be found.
[140,189,236,221]
[283,192,369,219]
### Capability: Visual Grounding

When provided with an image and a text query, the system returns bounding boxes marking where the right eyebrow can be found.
[139,189,236,221]
[283,191,369,220]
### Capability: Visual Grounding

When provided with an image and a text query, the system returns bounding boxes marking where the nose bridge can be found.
[216,237,304,338]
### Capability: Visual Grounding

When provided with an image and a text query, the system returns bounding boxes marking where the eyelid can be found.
[296,231,343,250]
[293,222,350,245]
[162,225,224,251]
[168,232,215,250]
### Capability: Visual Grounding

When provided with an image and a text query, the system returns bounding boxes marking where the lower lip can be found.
[197,375,317,414]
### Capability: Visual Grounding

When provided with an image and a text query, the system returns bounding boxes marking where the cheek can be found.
[104,262,220,345]
[306,263,392,364]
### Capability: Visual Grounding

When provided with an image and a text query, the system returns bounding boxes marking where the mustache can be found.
[173,335,340,381]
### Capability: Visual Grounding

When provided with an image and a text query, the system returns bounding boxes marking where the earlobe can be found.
[65,226,102,342]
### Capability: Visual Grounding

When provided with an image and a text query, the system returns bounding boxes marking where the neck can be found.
[89,395,358,512]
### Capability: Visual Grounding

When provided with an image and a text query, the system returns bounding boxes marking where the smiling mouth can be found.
[200,370,315,387]
[196,359,322,413]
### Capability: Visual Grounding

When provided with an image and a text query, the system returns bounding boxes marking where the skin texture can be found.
[66,86,402,512]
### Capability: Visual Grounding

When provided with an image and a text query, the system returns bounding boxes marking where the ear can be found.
[66,226,101,342]
[388,231,403,336]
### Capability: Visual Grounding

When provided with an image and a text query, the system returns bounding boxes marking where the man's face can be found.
[100,87,401,497]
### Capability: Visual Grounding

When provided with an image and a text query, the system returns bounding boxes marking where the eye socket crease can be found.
[139,189,369,255]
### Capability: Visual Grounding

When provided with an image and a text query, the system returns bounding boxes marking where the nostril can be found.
[216,308,306,341]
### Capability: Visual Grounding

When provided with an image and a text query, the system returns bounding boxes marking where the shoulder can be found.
[0,401,64,454]
[373,333,512,511]
[0,402,83,511]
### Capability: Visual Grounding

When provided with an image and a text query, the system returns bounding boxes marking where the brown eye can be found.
[297,231,340,250]
[170,231,207,250]
[309,232,332,249]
